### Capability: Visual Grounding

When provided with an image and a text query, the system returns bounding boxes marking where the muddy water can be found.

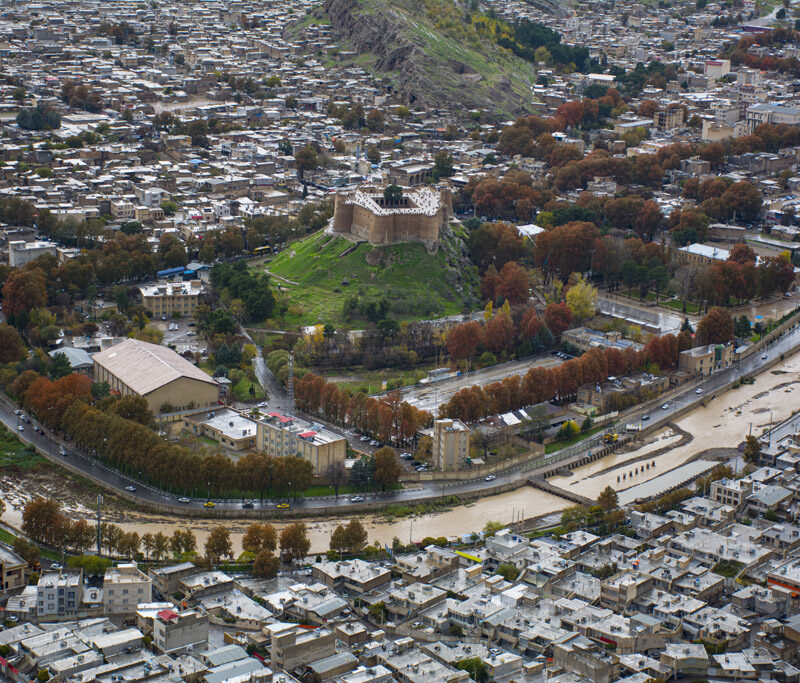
[3,355,799,556]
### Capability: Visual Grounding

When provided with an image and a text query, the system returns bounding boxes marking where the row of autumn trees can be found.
[8,370,320,498]
[445,303,566,364]
[20,497,313,577]
[21,497,196,559]
[439,312,731,424]
[294,373,431,446]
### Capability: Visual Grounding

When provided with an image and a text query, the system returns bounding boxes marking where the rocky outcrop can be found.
[322,0,535,115]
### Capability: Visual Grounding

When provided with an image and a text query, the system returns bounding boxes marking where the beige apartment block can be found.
[139,279,204,318]
[432,418,470,471]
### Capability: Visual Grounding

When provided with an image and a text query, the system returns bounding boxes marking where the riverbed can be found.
[2,353,799,555]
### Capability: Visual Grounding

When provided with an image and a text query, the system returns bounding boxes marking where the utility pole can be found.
[288,353,294,414]
[96,494,103,556]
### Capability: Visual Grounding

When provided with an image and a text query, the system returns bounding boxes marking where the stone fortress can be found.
[331,184,452,251]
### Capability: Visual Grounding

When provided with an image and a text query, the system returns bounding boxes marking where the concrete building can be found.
[0,546,26,594]
[432,419,469,471]
[152,608,209,653]
[270,626,335,671]
[312,559,392,594]
[256,411,347,475]
[103,563,152,615]
[148,562,196,596]
[746,103,800,131]
[183,408,257,451]
[7,239,58,267]
[139,280,204,319]
[93,338,219,413]
[36,571,82,617]
[679,344,734,376]
[48,348,93,376]
[678,243,731,265]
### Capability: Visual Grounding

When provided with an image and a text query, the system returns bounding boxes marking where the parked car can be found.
[761,353,768,360]
[59,447,67,456]
[17,425,23,432]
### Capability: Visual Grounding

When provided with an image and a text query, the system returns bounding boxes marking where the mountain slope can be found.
[318,0,541,117]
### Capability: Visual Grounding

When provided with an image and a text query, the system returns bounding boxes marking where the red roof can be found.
[298,431,316,438]
[157,609,178,621]
[277,416,293,423]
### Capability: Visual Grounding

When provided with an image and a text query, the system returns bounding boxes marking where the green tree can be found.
[744,435,761,465]
[383,184,403,204]
[455,657,489,683]
[598,485,618,511]
[496,563,520,581]
[253,549,280,578]
[373,447,401,491]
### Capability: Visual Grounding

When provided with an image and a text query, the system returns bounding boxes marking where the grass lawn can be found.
[712,559,744,578]
[0,425,49,471]
[545,426,604,454]
[619,291,699,314]
[231,377,265,402]
[327,366,435,395]
[261,231,477,328]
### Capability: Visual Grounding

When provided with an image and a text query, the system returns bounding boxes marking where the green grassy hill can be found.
[260,230,478,328]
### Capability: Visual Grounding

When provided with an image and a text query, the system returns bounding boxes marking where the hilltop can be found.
[304,0,545,117]
[260,227,479,328]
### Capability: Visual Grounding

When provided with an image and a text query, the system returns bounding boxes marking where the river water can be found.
[3,353,799,556]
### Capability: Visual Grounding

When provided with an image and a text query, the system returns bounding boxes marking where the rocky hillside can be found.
[317,0,540,117]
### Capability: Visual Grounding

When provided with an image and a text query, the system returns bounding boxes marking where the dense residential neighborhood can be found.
[8,0,800,681]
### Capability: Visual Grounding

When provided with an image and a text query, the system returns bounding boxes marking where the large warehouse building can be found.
[92,339,220,413]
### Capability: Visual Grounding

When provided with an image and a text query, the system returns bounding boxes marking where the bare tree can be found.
[326,460,347,498]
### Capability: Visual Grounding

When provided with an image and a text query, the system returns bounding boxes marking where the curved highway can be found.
[1,322,798,515]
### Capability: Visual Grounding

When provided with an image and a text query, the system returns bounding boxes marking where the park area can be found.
[259,231,478,327]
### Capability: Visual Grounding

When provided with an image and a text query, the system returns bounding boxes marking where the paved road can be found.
[401,353,563,412]
[2,323,798,514]
[597,297,684,335]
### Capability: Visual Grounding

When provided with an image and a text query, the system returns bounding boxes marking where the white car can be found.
[17,425,24,432]
[761,353,768,360]
[695,388,703,394]
[125,485,136,492]
[350,496,365,503]
[178,497,191,503]
[485,475,496,482]
[661,404,669,410]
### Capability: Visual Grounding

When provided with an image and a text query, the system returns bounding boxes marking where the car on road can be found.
[695,388,703,394]
[415,465,429,472]
[762,353,768,360]
[17,425,24,432]
[242,501,254,509]
[400,452,412,459]
[485,475,496,482]
[369,440,379,447]
[14,409,22,416]
[59,447,67,456]
[178,497,191,503]
[204,501,216,508]
[359,436,370,442]
[641,415,650,421]
[125,485,136,492]
[350,496,365,502]
[661,404,669,410]
[276,502,290,509]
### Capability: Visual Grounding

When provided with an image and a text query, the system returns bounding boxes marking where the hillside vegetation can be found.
[313,0,544,117]
[262,229,478,328]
